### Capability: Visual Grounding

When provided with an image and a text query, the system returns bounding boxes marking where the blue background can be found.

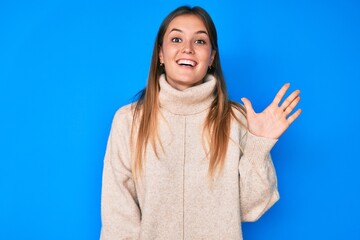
[1,0,359,239]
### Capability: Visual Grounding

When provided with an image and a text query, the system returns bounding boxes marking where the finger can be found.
[287,108,302,125]
[280,89,300,111]
[241,97,255,116]
[273,83,290,105]
[284,96,301,116]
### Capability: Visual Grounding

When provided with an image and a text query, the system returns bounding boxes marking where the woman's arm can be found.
[238,83,301,221]
[100,110,141,239]
[239,132,279,222]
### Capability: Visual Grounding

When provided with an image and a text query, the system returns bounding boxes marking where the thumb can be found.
[241,97,255,116]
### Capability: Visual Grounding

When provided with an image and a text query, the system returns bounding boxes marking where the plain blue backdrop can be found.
[1,0,359,239]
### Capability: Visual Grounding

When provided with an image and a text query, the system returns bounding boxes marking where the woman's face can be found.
[159,14,216,91]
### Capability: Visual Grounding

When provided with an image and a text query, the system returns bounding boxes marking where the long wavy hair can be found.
[131,6,246,179]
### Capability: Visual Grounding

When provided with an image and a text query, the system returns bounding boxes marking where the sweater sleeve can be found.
[100,110,141,239]
[238,131,280,222]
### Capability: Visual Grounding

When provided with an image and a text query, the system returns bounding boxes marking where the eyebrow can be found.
[169,28,208,35]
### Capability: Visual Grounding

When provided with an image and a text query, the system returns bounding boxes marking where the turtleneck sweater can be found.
[100,74,279,240]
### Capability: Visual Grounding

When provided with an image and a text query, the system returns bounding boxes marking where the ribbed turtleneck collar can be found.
[158,74,216,115]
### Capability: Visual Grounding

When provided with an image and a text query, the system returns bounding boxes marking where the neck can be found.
[165,78,205,91]
[158,74,216,115]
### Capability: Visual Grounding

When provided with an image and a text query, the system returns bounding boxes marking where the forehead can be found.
[166,14,207,33]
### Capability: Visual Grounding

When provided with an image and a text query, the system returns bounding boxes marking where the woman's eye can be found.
[171,38,182,43]
[195,39,206,44]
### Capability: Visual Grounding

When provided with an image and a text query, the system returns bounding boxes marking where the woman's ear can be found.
[159,46,164,64]
[210,50,216,66]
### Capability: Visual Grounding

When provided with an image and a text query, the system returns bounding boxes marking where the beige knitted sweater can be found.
[100,74,279,240]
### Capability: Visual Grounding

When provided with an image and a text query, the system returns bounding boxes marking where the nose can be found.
[182,41,194,54]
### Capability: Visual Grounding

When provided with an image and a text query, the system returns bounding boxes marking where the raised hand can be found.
[241,83,302,139]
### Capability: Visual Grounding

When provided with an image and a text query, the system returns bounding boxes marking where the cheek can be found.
[162,44,179,60]
[197,55,212,73]
[199,51,213,65]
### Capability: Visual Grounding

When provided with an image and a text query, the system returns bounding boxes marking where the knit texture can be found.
[100,74,279,240]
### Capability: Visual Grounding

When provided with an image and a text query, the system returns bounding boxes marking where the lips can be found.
[176,59,197,67]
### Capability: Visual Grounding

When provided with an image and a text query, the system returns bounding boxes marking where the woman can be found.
[100,5,301,240]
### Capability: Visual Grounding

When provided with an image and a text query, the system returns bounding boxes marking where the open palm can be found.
[241,83,302,139]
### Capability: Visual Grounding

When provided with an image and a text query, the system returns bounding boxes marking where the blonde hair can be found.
[131,6,246,179]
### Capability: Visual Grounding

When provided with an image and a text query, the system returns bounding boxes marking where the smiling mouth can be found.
[176,59,197,67]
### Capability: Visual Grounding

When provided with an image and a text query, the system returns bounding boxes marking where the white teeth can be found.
[177,59,196,66]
